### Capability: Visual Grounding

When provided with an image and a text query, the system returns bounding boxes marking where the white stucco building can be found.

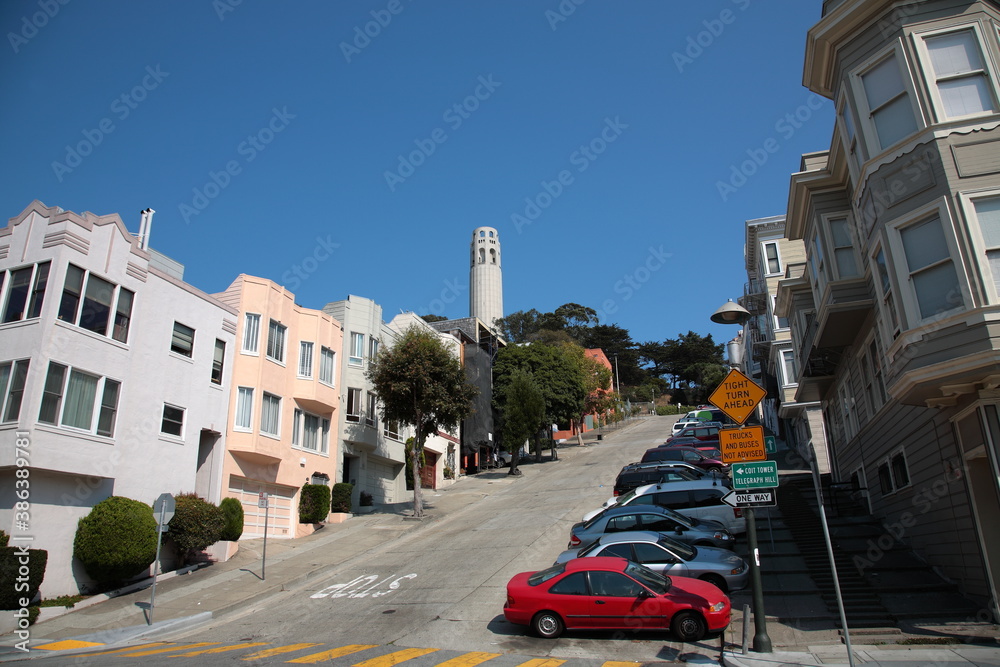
[0,201,237,595]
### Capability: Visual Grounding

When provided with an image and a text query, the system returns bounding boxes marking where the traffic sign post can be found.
[259,492,269,581]
[719,425,766,464]
[147,493,175,625]
[707,367,772,652]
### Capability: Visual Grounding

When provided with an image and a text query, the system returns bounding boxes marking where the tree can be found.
[560,344,613,442]
[419,314,447,323]
[579,324,643,386]
[367,326,477,517]
[493,342,586,460]
[499,369,545,474]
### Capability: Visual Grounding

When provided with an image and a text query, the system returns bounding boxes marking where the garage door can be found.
[228,476,295,540]
[366,457,399,504]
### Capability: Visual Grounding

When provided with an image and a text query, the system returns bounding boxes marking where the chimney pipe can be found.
[138,208,156,249]
[138,209,148,247]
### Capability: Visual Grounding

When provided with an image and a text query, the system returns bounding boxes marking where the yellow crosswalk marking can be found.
[241,643,323,660]
[34,640,104,651]
[69,642,171,656]
[433,652,502,667]
[515,660,565,667]
[171,642,268,656]
[601,663,642,667]
[116,643,221,657]
[353,647,440,667]
[287,644,379,663]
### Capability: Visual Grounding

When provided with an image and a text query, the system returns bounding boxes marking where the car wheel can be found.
[708,466,723,474]
[532,610,564,638]
[671,610,707,642]
[699,574,728,594]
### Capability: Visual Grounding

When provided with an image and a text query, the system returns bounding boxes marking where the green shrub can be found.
[0,529,9,547]
[219,497,244,541]
[330,483,353,513]
[0,547,47,610]
[168,494,225,564]
[299,484,332,523]
[74,496,157,587]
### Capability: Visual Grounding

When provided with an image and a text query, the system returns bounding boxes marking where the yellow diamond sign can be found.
[708,368,767,425]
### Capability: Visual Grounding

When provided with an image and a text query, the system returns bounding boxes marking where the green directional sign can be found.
[764,436,776,454]
[732,461,778,489]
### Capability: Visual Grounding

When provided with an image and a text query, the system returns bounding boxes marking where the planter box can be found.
[327,512,352,524]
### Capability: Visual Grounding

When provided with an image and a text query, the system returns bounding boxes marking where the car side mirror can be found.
[638,588,654,599]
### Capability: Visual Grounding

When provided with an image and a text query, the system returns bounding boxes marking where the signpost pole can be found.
[260,492,268,581]
[148,502,165,625]
[745,506,771,652]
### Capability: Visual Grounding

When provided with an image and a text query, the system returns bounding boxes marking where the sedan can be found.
[641,446,728,473]
[503,557,731,641]
[555,531,748,593]
[569,504,734,550]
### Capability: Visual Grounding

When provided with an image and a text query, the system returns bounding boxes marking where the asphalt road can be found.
[24,416,727,665]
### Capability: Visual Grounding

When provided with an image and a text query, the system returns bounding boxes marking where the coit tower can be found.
[470,226,503,327]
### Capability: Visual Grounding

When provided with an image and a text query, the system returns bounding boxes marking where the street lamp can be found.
[710,300,771,654]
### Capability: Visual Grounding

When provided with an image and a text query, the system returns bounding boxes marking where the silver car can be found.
[569,504,735,550]
[556,530,748,593]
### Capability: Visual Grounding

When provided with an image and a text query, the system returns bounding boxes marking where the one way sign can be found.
[721,489,776,508]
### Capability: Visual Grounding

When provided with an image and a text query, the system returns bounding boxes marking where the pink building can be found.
[215,275,342,539]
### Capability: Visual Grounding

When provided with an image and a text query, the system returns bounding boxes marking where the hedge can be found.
[219,497,244,541]
[331,482,353,513]
[168,494,225,563]
[74,496,157,587]
[0,547,47,610]
[299,484,331,523]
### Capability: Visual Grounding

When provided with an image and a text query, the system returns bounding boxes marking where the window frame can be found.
[779,347,798,387]
[346,387,362,423]
[171,321,195,358]
[260,392,281,437]
[242,313,261,355]
[2,261,51,324]
[837,90,862,180]
[298,341,314,379]
[822,212,861,280]
[850,41,924,155]
[366,392,377,427]
[958,188,1000,304]
[871,240,902,342]
[878,448,911,495]
[771,294,789,332]
[761,241,782,277]
[0,359,29,423]
[266,319,287,364]
[911,22,1000,123]
[38,361,121,437]
[161,403,185,439]
[885,199,970,328]
[291,408,330,455]
[234,386,254,431]
[212,339,226,385]
[349,332,364,366]
[319,346,336,386]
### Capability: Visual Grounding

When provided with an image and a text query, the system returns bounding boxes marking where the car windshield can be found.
[528,563,565,586]
[581,508,608,529]
[657,534,696,560]
[625,562,670,594]
[577,542,602,557]
[616,488,639,504]
[659,506,696,527]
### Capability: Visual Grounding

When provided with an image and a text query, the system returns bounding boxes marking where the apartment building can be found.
[775,0,1000,610]
[214,275,342,539]
[0,201,237,595]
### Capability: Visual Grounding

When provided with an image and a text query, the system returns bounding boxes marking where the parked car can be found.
[671,418,704,435]
[614,462,729,497]
[555,530,748,593]
[503,556,731,640]
[497,446,530,465]
[665,423,723,444]
[660,436,722,453]
[569,504,735,550]
[584,481,746,535]
[641,446,728,473]
[591,478,730,519]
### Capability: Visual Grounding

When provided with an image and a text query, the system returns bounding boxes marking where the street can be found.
[22,416,727,665]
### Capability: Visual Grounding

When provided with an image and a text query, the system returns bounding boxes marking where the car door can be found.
[545,571,594,629]
[585,570,668,630]
[631,541,687,577]
[636,512,686,535]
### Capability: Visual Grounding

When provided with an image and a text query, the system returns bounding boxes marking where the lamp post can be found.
[711,299,771,654]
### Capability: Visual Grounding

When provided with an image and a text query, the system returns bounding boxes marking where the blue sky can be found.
[1,0,835,348]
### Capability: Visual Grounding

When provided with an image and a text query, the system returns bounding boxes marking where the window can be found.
[38,362,121,437]
[898,215,964,320]
[873,245,900,339]
[346,387,362,422]
[260,393,281,436]
[607,515,639,532]
[589,571,643,597]
[762,241,781,275]
[857,49,919,151]
[319,346,336,385]
[771,295,788,330]
[780,348,797,386]
[266,320,286,363]
[837,91,860,176]
[298,341,314,378]
[2,261,50,323]
[967,195,1000,300]
[0,359,29,422]
[171,322,195,357]
[57,265,134,342]
[366,392,377,427]
[384,418,400,440]
[809,231,826,286]
[161,404,184,438]
[242,313,261,354]
[839,382,857,441]
[368,336,379,361]
[549,572,588,596]
[212,339,226,385]
[349,332,364,366]
[829,217,859,278]
[919,27,997,120]
[879,450,910,494]
[234,387,254,430]
[292,409,329,454]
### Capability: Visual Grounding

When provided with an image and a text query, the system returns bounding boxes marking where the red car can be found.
[503,556,731,641]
